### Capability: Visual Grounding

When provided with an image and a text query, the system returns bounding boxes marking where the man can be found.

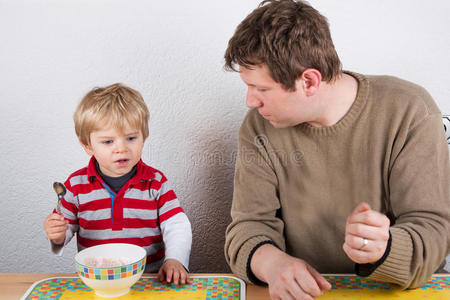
[224,0,450,299]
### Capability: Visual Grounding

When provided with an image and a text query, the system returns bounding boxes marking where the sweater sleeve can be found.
[225,110,286,283]
[156,175,192,270]
[365,113,450,288]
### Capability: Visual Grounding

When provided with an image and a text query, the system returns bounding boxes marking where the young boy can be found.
[44,83,192,285]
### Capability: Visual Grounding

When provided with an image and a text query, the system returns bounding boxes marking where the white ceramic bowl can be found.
[74,243,147,297]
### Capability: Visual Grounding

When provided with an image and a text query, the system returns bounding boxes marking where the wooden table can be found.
[0,273,270,300]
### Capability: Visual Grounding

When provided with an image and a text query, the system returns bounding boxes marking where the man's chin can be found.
[269,120,288,129]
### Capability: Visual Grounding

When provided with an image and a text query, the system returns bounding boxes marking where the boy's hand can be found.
[44,213,68,245]
[158,259,189,285]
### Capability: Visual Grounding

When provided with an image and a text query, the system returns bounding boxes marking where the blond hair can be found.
[74,83,149,145]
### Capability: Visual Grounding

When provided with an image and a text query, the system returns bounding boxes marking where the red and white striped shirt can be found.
[52,157,191,272]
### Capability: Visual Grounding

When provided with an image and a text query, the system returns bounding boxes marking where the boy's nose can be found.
[246,88,262,108]
[114,140,127,153]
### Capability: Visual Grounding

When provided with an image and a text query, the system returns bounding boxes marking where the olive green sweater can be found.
[225,72,450,289]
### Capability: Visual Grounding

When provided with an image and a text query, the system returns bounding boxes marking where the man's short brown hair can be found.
[224,0,342,91]
[74,83,149,145]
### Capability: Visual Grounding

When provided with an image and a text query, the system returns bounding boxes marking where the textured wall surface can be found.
[0,0,449,274]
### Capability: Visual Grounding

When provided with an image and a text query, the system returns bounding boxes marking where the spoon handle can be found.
[56,199,61,214]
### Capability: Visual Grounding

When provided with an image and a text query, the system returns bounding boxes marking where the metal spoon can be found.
[53,182,66,214]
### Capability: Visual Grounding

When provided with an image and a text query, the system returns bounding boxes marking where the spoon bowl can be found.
[53,182,66,213]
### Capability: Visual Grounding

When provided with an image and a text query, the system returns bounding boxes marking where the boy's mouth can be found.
[115,159,129,165]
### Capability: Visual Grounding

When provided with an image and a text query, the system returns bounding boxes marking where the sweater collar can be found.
[86,156,156,184]
[298,71,369,136]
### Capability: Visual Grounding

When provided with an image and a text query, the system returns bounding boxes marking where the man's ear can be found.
[299,68,322,96]
[80,139,94,156]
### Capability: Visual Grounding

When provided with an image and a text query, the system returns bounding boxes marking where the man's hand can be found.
[44,213,68,245]
[158,259,189,285]
[251,244,331,299]
[343,203,390,264]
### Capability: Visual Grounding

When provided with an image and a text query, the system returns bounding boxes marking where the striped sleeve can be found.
[154,173,184,223]
[152,172,191,269]
[61,179,80,242]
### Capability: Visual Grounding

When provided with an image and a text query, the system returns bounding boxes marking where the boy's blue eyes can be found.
[101,136,137,144]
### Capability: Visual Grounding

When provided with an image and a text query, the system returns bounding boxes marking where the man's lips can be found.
[258,110,270,119]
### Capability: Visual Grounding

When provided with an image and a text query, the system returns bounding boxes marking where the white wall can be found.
[0,0,449,273]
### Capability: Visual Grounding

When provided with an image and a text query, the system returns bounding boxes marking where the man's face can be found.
[239,64,311,128]
[82,123,144,177]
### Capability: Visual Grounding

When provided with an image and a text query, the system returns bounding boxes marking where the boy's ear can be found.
[79,139,94,156]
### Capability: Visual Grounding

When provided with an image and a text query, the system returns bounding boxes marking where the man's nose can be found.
[246,88,262,108]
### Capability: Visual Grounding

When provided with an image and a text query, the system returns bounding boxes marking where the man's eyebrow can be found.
[241,80,257,87]
[247,82,271,89]
[240,77,270,89]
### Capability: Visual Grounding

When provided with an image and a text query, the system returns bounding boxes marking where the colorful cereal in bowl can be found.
[75,243,146,297]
